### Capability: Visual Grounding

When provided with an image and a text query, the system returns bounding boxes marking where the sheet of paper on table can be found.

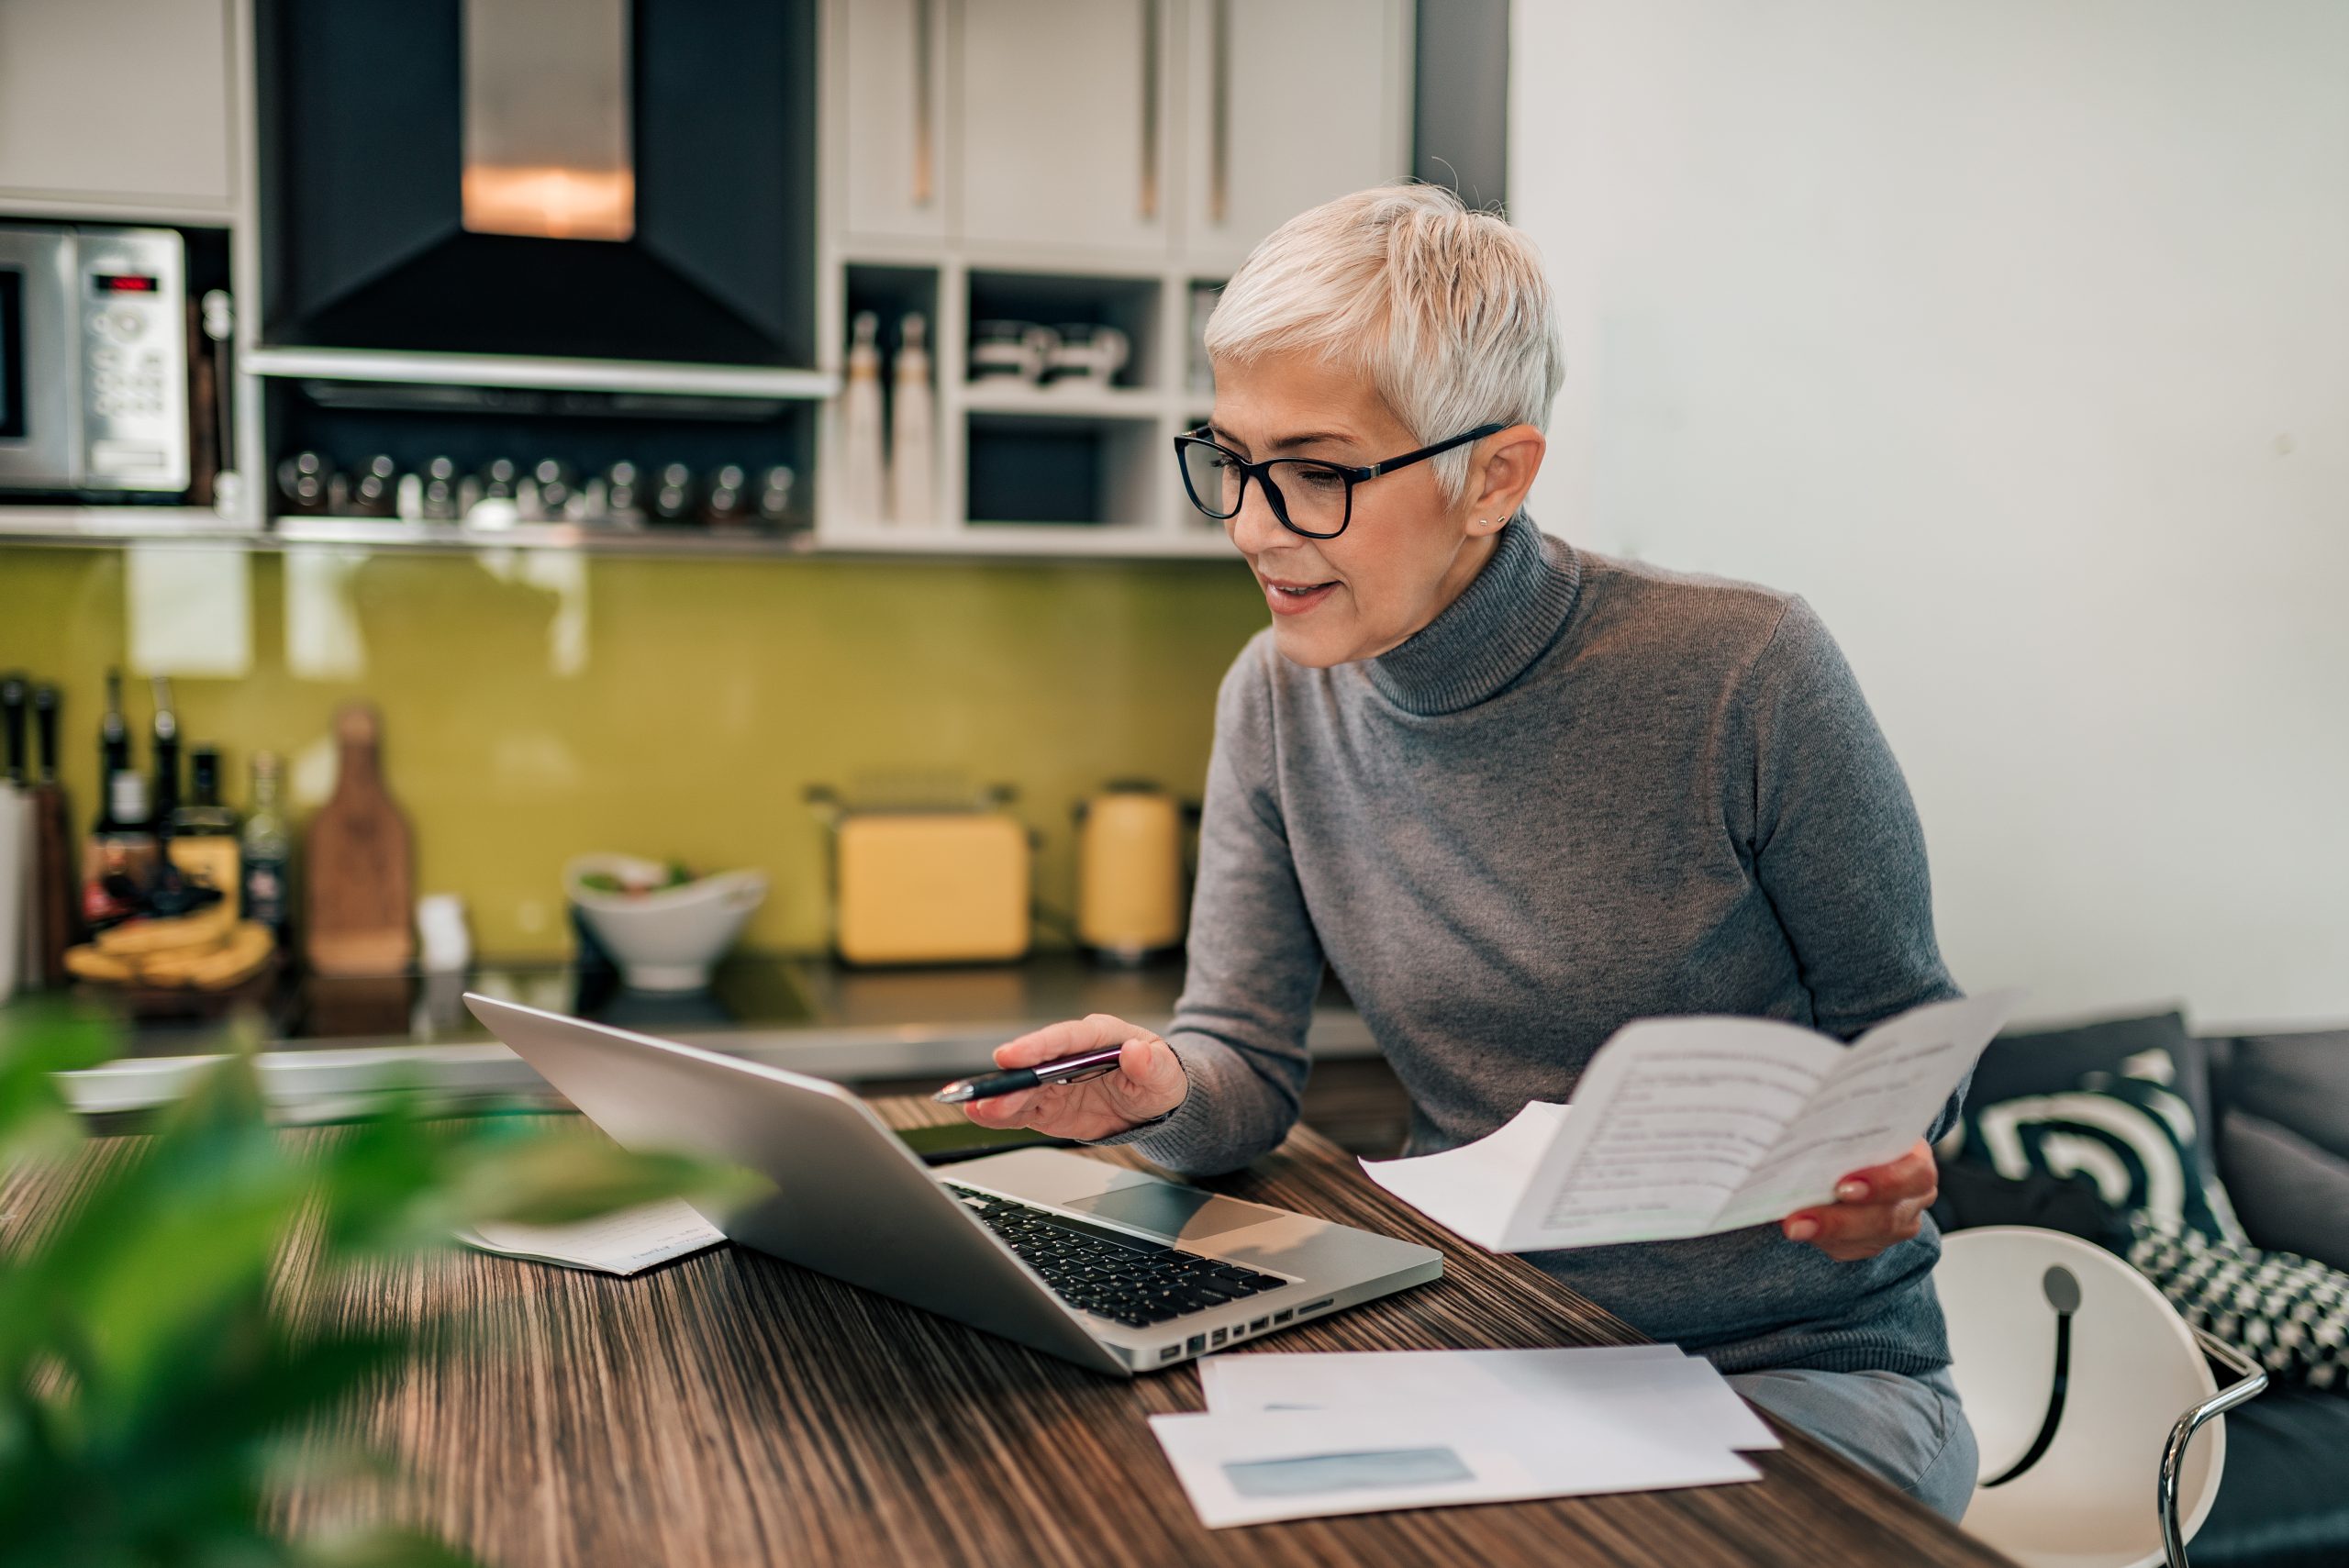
[1149,1400,1760,1529]
[456,1198,726,1276]
[1150,1344,1776,1528]
[1198,1347,1780,1453]
[1361,991,2021,1251]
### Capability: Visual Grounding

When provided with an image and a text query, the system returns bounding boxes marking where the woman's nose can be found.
[1226,475,1291,552]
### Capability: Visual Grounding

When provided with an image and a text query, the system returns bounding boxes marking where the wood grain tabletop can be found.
[6,1099,2016,1568]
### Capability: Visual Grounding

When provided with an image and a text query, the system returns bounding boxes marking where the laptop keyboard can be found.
[946,1184,1286,1329]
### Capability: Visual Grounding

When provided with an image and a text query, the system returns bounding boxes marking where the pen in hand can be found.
[933,1046,1130,1104]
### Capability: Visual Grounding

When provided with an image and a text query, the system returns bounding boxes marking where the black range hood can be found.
[259,0,818,368]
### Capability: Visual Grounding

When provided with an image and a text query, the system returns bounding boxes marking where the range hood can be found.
[260,0,817,368]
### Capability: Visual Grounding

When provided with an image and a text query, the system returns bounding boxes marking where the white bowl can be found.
[563,854,768,992]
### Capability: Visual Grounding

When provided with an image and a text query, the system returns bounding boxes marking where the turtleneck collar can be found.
[1363,513,1583,717]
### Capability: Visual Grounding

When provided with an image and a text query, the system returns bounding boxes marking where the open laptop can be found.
[463,994,1442,1376]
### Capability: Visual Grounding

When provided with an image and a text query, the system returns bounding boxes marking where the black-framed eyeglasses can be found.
[1173,422,1508,539]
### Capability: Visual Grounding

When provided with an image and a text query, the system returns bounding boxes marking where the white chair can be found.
[1936,1227,2266,1568]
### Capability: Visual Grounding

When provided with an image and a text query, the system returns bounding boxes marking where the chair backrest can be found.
[1937,1227,2224,1568]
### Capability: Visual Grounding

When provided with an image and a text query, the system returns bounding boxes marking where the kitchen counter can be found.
[28,952,1373,1117]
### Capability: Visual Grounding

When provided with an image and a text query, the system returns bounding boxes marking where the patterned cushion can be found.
[1952,1059,2247,1245]
[1968,1009,2217,1167]
[2126,1216,2349,1392]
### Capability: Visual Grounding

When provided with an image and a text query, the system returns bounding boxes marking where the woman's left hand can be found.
[1781,1140,1939,1262]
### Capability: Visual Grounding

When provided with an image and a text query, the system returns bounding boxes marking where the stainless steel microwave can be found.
[0,223,189,495]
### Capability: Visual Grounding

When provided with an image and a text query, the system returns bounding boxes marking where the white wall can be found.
[1509,1,2349,1029]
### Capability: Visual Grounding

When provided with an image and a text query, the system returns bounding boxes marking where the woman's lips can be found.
[1262,577,1339,616]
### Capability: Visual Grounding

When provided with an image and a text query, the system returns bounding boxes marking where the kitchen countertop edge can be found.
[58,1007,1379,1115]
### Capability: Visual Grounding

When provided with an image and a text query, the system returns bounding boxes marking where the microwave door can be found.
[75,227,189,494]
[0,227,80,490]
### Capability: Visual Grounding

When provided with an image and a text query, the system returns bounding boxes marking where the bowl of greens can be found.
[563,854,767,991]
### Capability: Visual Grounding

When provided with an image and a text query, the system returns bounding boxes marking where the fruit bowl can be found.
[562,854,767,992]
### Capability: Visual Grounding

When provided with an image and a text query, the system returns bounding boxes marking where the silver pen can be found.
[932,1046,1129,1104]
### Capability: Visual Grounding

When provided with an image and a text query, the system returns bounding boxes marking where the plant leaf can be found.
[0,1002,115,1166]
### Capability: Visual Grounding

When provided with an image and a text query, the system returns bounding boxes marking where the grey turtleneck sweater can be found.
[1115,515,1966,1376]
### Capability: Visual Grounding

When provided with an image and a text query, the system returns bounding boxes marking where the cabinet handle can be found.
[1209,0,1230,224]
[912,0,937,206]
[1140,0,1162,220]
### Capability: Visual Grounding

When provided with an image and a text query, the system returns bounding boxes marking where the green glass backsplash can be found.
[0,545,1264,957]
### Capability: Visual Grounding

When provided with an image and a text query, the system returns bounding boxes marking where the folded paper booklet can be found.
[1362,991,2021,1251]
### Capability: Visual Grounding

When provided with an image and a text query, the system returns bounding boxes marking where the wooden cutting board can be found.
[303,702,414,976]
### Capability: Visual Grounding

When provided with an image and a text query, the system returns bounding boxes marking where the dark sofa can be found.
[1950,1015,2349,1568]
[2191,1028,2349,1568]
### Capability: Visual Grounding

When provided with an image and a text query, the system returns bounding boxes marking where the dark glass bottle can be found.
[150,675,181,837]
[83,770,159,929]
[95,669,129,834]
[240,751,293,941]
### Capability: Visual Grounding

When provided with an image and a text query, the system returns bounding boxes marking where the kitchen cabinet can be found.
[1181,0,1412,272]
[840,0,953,244]
[815,0,1417,555]
[956,0,1174,257]
[0,0,237,214]
[841,0,1411,263]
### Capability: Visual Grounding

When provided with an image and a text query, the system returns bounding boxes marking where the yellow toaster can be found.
[832,811,1031,965]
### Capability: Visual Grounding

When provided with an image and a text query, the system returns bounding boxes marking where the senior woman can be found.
[963,184,1978,1520]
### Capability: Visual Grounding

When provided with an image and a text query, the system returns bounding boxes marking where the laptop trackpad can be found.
[1061,1182,1269,1242]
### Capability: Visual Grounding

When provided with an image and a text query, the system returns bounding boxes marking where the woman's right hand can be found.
[959,1012,1187,1142]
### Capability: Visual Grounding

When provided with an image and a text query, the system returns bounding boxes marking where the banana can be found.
[65,944,139,984]
[142,922,275,990]
[95,904,237,959]
[69,919,275,990]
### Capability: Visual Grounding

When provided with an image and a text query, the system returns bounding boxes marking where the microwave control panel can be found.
[76,227,188,492]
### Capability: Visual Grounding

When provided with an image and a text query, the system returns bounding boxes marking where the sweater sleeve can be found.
[1092,640,1321,1175]
[1742,597,1971,1143]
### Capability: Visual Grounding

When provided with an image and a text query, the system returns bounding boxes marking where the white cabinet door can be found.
[839,0,952,242]
[0,0,235,210]
[958,0,1174,256]
[1182,0,1409,271]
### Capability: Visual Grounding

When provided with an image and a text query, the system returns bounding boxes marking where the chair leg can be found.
[2159,1329,2268,1568]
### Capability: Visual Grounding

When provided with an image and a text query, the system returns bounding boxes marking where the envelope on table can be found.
[1147,1403,1759,1529]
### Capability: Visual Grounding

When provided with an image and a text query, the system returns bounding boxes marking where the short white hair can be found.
[1204,183,1564,505]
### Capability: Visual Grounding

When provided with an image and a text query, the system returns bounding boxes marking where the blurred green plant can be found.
[0,1002,746,1568]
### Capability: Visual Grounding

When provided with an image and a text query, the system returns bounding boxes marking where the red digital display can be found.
[92,273,160,294]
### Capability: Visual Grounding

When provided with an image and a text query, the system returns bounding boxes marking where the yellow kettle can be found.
[1074,783,1190,962]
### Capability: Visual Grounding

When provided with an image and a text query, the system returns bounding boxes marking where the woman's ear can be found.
[1467,425,1546,529]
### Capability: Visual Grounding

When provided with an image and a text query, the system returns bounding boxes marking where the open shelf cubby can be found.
[813,254,1240,557]
[964,269,1163,393]
[963,411,1164,529]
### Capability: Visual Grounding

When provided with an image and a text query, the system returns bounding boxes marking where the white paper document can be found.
[1363,991,2021,1251]
[456,1198,727,1276]
[1149,1402,1759,1529]
[1198,1348,1780,1453]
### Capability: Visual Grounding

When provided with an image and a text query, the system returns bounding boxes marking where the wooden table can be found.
[20,1101,2016,1568]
